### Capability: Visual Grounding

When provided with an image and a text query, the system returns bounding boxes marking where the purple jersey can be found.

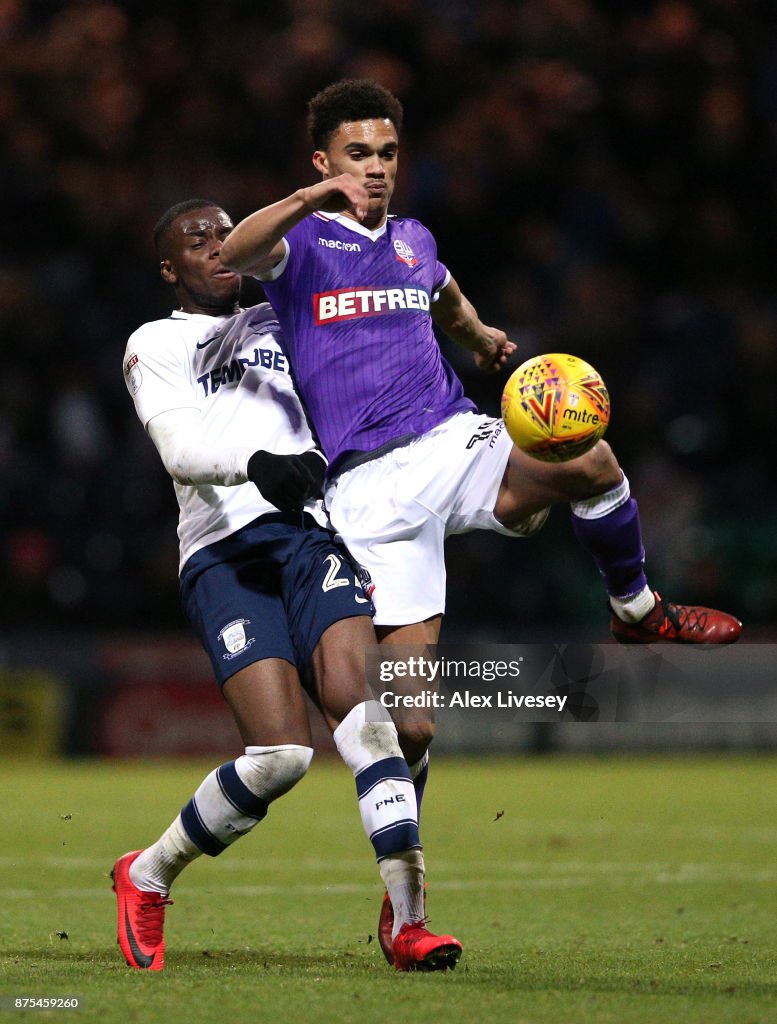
[259,212,475,471]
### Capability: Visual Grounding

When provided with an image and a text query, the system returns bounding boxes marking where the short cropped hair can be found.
[307,79,404,149]
[153,199,221,256]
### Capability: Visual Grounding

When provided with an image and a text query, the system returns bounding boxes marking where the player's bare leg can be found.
[494,439,622,521]
[113,660,315,970]
[223,658,314,746]
[307,615,378,731]
[375,616,442,765]
[309,616,460,970]
[494,440,742,643]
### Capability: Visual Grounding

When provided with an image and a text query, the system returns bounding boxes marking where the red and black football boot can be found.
[611,592,742,644]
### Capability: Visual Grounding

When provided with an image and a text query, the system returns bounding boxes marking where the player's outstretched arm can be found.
[147,408,325,510]
[431,276,516,373]
[220,175,370,276]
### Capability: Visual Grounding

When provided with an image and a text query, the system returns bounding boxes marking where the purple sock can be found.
[571,497,648,598]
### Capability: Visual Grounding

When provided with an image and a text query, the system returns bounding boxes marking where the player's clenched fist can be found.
[297,175,369,221]
[246,449,326,512]
[473,331,516,373]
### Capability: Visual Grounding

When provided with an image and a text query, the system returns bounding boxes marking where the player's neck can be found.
[340,208,388,232]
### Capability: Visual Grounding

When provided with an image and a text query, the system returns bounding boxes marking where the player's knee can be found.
[236,744,314,802]
[396,718,435,758]
[570,440,622,498]
[590,441,622,489]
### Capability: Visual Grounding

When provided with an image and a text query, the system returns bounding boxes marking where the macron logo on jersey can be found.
[314,287,431,324]
[318,237,361,252]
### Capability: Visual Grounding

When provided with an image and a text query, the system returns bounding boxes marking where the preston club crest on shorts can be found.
[393,239,419,267]
[218,618,255,660]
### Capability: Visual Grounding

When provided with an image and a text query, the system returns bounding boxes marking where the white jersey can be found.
[123,303,325,571]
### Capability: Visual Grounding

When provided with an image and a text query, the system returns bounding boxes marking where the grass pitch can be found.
[1,754,776,1023]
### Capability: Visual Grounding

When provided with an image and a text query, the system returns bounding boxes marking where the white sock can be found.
[379,848,426,938]
[129,746,313,895]
[610,585,656,623]
[130,814,200,894]
[333,702,420,860]
[570,473,630,519]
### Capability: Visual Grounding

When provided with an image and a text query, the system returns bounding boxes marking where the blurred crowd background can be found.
[2,0,776,640]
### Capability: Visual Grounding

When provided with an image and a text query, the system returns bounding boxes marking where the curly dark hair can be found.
[153,199,222,256]
[307,79,404,149]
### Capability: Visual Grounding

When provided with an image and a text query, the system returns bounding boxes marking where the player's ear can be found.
[312,150,329,176]
[160,259,177,285]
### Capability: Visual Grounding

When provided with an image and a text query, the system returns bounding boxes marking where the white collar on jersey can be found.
[313,211,392,241]
[171,309,242,320]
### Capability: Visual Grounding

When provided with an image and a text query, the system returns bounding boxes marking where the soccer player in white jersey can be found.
[112,200,462,973]
[221,79,744,959]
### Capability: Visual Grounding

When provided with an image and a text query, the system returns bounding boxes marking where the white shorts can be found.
[324,411,547,626]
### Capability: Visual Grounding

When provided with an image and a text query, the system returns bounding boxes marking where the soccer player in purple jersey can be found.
[112,200,461,973]
[220,79,742,961]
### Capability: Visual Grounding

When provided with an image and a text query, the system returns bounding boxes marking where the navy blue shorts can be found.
[180,513,374,687]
